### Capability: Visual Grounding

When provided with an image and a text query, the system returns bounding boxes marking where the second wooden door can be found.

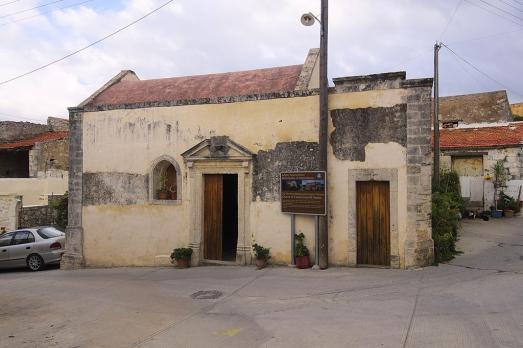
[356,181,390,266]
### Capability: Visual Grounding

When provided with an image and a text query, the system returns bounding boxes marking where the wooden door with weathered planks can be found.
[204,174,223,260]
[356,181,390,266]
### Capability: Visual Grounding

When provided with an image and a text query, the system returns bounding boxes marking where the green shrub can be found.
[294,233,310,257]
[498,191,520,212]
[252,243,271,261]
[432,170,463,263]
[514,115,523,121]
[170,247,193,261]
[50,192,68,230]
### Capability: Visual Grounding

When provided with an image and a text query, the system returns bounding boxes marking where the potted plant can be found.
[295,233,310,269]
[498,191,518,217]
[170,247,193,268]
[157,173,169,200]
[491,158,509,217]
[252,243,270,269]
[169,185,177,200]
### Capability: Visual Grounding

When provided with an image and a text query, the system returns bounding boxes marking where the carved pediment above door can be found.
[181,136,254,162]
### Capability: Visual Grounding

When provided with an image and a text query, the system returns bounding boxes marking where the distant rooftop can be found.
[0,131,68,150]
[87,65,305,107]
[438,90,513,124]
[440,122,523,149]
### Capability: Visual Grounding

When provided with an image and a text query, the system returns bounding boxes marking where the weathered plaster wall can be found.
[0,177,68,206]
[29,139,69,178]
[80,85,432,268]
[0,195,21,231]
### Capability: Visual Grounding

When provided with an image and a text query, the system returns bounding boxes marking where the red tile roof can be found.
[440,123,523,149]
[90,65,304,106]
[0,131,68,150]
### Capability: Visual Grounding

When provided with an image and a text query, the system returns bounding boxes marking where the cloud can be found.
[0,0,522,123]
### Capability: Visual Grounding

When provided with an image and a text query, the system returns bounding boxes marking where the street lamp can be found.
[301,1,329,270]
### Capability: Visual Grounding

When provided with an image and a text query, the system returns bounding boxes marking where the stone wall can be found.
[29,138,69,178]
[441,146,523,210]
[19,205,51,228]
[0,121,49,144]
[47,117,69,131]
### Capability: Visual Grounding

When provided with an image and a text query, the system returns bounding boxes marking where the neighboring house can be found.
[438,90,513,127]
[0,117,69,230]
[62,49,434,270]
[511,102,523,119]
[440,123,523,210]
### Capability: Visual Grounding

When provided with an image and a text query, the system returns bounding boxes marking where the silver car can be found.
[0,227,65,271]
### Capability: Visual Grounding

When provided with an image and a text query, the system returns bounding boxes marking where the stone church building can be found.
[62,49,434,270]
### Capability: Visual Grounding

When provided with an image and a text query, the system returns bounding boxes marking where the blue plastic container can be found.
[491,210,503,218]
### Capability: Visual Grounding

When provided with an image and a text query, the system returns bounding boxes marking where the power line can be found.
[0,0,95,27]
[446,27,523,45]
[0,0,21,8]
[439,0,464,40]
[0,0,65,20]
[0,0,175,87]
[441,42,523,99]
[497,0,523,11]
[464,0,523,28]
[476,0,523,21]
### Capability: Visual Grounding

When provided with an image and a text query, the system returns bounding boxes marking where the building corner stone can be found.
[61,107,85,270]
[404,85,434,268]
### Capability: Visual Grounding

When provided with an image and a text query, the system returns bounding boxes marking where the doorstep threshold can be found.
[201,259,237,266]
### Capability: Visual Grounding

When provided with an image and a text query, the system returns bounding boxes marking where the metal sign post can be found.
[282,171,326,268]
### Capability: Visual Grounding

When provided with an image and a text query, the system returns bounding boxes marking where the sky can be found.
[0,0,522,123]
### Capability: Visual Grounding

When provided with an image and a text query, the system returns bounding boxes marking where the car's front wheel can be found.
[27,254,44,271]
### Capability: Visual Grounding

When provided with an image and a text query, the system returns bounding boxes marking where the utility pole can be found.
[318,0,329,269]
[433,42,442,187]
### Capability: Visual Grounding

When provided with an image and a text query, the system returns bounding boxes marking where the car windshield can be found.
[37,227,64,239]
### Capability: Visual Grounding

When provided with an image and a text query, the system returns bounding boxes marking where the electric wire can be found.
[464,0,523,27]
[0,0,20,8]
[497,0,523,11]
[441,42,523,99]
[446,27,523,45]
[439,0,464,40]
[0,0,94,27]
[0,0,65,20]
[0,0,175,87]
[476,0,523,21]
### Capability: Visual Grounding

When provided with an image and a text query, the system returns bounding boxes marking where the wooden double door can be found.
[203,174,238,261]
[356,181,390,266]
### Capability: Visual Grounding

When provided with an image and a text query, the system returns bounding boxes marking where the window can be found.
[0,232,14,247]
[13,231,34,245]
[37,227,64,239]
[150,157,181,202]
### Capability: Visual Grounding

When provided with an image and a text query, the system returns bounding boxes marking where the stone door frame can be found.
[185,159,252,266]
[347,168,400,268]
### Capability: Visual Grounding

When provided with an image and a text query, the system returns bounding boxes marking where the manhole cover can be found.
[191,290,223,300]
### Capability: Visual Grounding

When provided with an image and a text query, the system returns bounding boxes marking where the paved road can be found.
[0,216,521,348]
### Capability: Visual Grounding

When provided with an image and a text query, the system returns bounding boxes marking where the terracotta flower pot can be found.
[170,191,177,200]
[255,258,267,269]
[158,191,169,200]
[295,255,310,269]
[504,210,514,218]
[176,258,190,268]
